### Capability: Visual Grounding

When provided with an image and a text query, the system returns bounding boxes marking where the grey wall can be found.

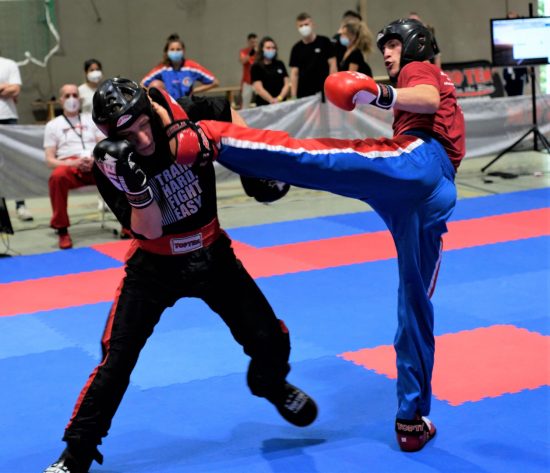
[9,0,538,123]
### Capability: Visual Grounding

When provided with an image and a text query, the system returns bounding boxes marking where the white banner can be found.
[1,94,549,198]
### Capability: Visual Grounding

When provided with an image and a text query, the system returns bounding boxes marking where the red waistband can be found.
[135,218,223,255]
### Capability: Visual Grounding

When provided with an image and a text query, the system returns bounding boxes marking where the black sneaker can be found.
[43,446,102,473]
[266,382,318,427]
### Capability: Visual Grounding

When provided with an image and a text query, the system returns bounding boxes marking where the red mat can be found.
[339,325,550,405]
[1,208,548,317]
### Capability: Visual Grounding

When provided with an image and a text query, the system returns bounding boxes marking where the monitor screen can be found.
[491,17,550,67]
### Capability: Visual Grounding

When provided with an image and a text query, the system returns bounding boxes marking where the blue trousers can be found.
[214,125,457,419]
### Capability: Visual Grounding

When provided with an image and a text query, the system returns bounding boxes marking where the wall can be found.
[7,0,538,123]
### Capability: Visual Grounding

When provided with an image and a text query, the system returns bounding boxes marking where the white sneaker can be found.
[16,205,34,222]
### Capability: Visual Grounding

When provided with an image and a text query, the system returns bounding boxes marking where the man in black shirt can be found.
[289,12,337,99]
[43,78,317,473]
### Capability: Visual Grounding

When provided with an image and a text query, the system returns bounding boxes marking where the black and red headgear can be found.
[92,77,152,137]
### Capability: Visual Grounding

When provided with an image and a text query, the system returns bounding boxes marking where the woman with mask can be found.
[251,37,290,106]
[337,21,374,76]
[78,59,112,214]
[78,59,103,114]
[141,34,219,99]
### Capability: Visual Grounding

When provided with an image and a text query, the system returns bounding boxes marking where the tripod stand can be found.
[481,65,550,173]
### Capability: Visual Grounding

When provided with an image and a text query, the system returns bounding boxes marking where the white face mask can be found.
[298,25,312,37]
[63,96,80,113]
[87,70,103,83]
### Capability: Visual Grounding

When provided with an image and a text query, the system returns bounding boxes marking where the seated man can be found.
[44,84,104,249]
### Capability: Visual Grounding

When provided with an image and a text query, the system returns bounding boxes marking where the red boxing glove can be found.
[324,71,396,111]
[148,86,216,165]
[169,120,218,166]
[148,86,189,122]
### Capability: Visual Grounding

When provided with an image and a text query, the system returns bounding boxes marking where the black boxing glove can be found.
[94,139,154,208]
[240,176,290,203]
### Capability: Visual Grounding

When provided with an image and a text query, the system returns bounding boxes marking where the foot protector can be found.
[267,382,318,427]
[395,416,436,452]
[43,446,103,473]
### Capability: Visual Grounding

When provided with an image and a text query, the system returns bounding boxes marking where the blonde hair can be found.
[343,21,374,56]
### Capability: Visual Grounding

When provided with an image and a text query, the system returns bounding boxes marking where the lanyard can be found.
[62,114,86,150]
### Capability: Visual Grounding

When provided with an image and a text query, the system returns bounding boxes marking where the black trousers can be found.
[63,234,290,447]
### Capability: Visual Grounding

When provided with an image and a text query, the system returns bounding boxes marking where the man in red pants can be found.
[44,83,104,249]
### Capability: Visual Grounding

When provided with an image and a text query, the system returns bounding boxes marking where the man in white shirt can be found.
[0,54,33,221]
[44,84,104,249]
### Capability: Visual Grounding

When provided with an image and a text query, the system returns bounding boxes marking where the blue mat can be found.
[0,189,548,472]
[227,188,550,247]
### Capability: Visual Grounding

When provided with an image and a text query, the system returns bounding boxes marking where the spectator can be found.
[0,52,33,221]
[78,59,109,212]
[141,33,219,99]
[289,12,337,99]
[78,58,103,114]
[239,33,258,108]
[251,36,290,106]
[332,10,362,65]
[337,20,374,76]
[408,12,441,67]
[43,84,104,249]
[502,10,529,96]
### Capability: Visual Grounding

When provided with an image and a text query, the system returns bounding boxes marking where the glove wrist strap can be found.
[374,84,397,109]
[125,186,154,208]
[165,120,190,140]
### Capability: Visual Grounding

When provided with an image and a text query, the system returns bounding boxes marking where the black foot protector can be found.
[43,445,103,473]
[266,382,318,427]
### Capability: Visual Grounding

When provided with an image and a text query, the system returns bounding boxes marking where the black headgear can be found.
[376,19,435,68]
[92,77,152,137]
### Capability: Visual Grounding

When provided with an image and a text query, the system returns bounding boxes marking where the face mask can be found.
[63,96,80,113]
[263,49,276,60]
[339,36,350,47]
[167,50,184,62]
[87,70,103,83]
[298,25,312,37]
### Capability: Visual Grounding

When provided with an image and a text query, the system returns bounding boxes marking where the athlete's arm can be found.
[130,204,162,239]
[325,71,439,114]
[395,84,439,113]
